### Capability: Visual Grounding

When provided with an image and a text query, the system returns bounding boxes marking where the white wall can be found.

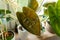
[0,0,18,30]
[0,0,7,9]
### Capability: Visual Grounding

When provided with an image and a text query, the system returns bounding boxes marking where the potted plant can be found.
[0,9,14,40]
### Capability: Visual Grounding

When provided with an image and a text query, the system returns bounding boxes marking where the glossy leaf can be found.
[16,7,41,36]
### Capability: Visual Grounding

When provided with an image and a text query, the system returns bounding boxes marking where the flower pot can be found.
[0,30,14,40]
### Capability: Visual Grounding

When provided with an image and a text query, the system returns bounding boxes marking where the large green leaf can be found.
[56,0,60,9]
[16,7,41,36]
[56,0,60,17]
[48,5,60,36]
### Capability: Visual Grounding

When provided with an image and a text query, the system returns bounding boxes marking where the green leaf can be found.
[43,2,56,16]
[48,5,60,36]
[0,19,2,24]
[44,9,49,16]
[28,0,38,11]
[16,7,41,36]
[0,21,1,24]
[56,0,60,9]
[0,9,11,14]
[56,0,60,17]
[6,16,13,22]
[0,9,11,17]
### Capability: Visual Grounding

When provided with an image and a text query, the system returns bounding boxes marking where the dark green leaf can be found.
[48,5,60,36]
[6,16,13,22]
[0,9,11,18]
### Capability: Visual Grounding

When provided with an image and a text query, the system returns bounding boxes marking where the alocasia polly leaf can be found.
[16,7,41,36]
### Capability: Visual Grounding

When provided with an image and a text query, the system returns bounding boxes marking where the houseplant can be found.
[0,9,14,40]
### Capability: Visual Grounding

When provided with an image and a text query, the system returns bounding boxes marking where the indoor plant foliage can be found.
[43,2,56,34]
[1,0,60,40]
[43,2,56,16]
[44,0,60,36]
[0,9,14,40]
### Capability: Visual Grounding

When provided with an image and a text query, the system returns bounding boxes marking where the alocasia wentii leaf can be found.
[16,7,41,36]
